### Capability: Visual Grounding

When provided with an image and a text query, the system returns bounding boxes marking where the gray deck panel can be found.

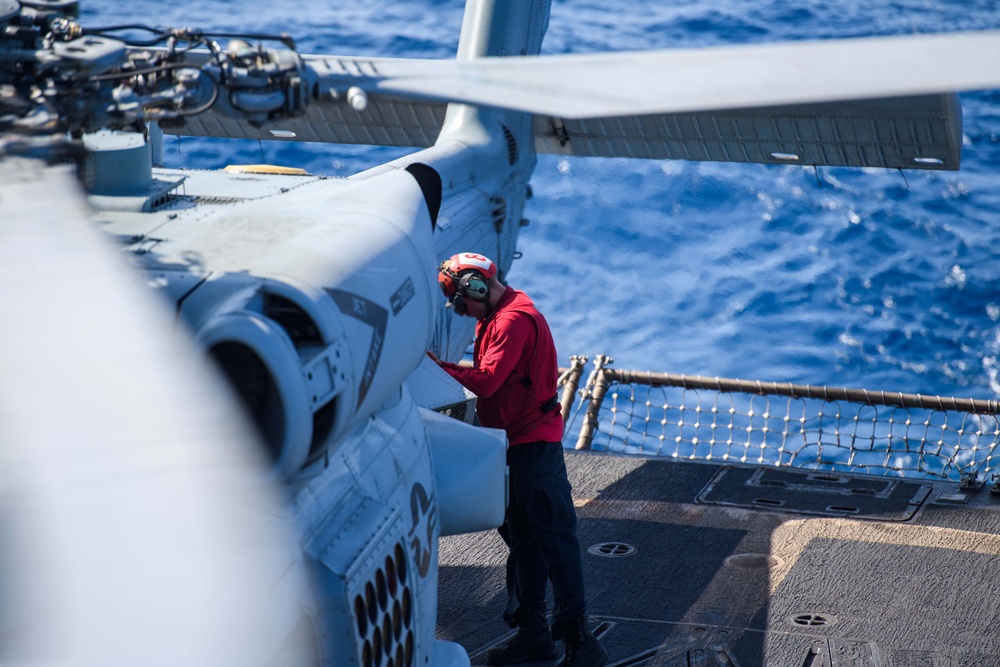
[438,451,1000,666]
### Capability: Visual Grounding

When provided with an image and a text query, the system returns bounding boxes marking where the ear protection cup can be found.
[457,270,490,302]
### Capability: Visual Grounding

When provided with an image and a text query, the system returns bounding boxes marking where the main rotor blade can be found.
[365,29,1000,118]
[0,158,309,665]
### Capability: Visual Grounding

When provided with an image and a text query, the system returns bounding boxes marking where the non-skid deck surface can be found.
[438,451,1000,666]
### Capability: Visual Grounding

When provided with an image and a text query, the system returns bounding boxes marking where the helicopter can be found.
[2,0,1000,665]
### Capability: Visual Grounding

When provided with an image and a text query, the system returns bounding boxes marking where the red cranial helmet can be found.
[437,252,497,303]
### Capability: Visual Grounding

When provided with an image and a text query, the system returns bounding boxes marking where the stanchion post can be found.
[575,355,612,451]
[559,355,588,424]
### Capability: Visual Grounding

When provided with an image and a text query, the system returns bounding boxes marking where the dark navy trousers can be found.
[499,440,586,639]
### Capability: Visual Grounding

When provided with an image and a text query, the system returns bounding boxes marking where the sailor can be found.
[428,252,609,667]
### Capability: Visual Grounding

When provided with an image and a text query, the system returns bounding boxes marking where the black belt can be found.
[521,376,559,414]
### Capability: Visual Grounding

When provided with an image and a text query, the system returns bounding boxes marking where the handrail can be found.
[606,368,1000,415]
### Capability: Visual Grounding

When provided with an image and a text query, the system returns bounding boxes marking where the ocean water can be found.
[80,0,1000,401]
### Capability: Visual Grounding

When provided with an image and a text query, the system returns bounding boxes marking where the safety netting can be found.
[560,356,1000,481]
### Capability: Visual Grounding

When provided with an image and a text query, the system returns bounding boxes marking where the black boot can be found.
[485,609,558,665]
[562,615,608,667]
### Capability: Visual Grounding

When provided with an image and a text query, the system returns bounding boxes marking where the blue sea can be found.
[81,0,1000,401]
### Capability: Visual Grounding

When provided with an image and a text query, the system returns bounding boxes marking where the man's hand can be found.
[426,350,443,367]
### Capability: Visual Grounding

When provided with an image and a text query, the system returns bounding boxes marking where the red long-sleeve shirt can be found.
[440,286,564,445]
